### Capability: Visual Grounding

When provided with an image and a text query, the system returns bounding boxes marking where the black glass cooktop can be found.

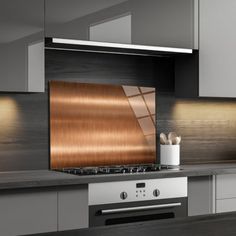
[57,164,180,176]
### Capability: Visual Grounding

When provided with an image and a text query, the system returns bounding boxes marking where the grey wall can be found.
[1,50,236,171]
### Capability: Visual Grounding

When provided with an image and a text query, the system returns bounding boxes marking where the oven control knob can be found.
[153,189,160,197]
[120,192,128,200]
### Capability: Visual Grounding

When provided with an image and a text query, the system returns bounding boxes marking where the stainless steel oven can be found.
[89,177,188,227]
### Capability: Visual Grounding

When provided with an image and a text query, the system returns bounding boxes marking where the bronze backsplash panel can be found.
[50,81,156,169]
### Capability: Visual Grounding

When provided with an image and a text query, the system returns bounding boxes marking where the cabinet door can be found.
[58,186,89,231]
[0,190,57,236]
[216,174,236,199]
[188,176,215,216]
[0,0,44,92]
[199,0,236,97]
[45,0,194,49]
[216,174,236,213]
[216,199,236,213]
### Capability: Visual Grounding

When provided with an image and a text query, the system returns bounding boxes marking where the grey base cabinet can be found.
[216,198,236,213]
[189,174,236,215]
[58,186,88,231]
[0,186,89,236]
[188,176,215,216]
[216,174,236,213]
[0,190,57,236]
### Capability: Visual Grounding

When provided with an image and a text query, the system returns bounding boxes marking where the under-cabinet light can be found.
[52,38,193,54]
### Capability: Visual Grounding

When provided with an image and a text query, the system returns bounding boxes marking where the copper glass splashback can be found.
[50,81,156,169]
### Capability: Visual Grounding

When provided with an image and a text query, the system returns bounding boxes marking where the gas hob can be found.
[57,164,180,176]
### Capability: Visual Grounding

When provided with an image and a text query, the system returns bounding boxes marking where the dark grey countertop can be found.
[2,163,236,191]
[26,212,236,236]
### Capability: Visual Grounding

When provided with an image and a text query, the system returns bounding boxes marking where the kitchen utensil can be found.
[168,132,178,144]
[176,136,181,145]
[160,133,168,145]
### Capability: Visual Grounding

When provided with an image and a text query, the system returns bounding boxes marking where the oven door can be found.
[89,197,187,227]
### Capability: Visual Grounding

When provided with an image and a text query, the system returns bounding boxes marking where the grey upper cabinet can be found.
[199,0,236,97]
[0,0,45,92]
[45,0,195,49]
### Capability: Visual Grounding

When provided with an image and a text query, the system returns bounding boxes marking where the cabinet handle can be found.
[100,203,181,215]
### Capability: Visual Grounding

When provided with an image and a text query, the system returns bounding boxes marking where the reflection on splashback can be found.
[0,93,49,171]
[157,93,236,164]
[0,97,21,136]
[122,86,156,149]
[50,81,156,169]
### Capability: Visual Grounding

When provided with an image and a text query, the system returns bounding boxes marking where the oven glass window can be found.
[105,213,175,225]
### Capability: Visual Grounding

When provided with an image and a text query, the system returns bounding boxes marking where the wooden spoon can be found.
[160,133,168,145]
[168,132,178,145]
[176,136,181,145]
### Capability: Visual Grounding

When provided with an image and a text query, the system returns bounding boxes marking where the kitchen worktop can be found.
[26,212,236,236]
[1,163,236,191]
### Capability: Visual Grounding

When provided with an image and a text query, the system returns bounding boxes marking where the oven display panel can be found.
[136,183,146,188]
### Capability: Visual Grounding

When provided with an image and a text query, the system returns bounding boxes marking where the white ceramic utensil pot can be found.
[160,145,180,166]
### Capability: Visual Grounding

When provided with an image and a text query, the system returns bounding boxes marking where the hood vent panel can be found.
[46,38,193,56]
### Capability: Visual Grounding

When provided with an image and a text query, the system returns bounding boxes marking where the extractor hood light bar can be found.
[52,38,193,54]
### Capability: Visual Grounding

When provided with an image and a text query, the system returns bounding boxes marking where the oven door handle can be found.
[100,202,182,215]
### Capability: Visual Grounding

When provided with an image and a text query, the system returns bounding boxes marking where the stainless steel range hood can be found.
[45,38,193,56]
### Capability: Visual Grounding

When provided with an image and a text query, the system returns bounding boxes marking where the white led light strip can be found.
[52,38,193,54]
